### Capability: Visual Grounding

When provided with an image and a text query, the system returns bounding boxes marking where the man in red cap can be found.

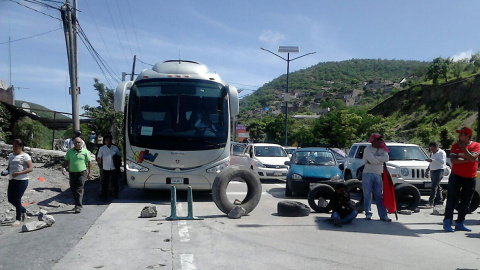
[362,133,391,222]
[443,127,480,232]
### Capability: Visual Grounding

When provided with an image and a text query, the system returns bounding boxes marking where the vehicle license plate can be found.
[274,171,282,176]
[424,182,432,188]
[171,177,184,184]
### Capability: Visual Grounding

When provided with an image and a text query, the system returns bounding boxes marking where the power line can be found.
[126,0,144,70]
[9,0,61,20]
[136,58,154,67]
[84,0,120,76]
[0,27,61,44]
[115,0,134,59]
[76,22,121,88]
[104,0,129,66]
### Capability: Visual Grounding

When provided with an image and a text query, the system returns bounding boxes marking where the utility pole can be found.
[61,0,80,131]
[122,55,137,81]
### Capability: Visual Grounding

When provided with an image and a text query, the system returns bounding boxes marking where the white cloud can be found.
[259,30,286,46]
[452,50,473,61]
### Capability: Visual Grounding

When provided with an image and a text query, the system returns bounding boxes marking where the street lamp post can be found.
[261,46,316,146]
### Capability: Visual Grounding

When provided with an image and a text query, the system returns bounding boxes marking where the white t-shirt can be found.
[97,144,121,170]
[8,152,32,180]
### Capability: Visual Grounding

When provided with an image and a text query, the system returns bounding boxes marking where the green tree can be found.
[246,118,270,142]
[439,128,455,149]
[469,52,480,73]
[416,124,433,146]
[0,103,12,141]
[426,57,450,85]
[13,117,49,148]
[83,78,124,148]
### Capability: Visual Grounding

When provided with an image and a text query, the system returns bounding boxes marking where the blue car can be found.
[285,148,344,196]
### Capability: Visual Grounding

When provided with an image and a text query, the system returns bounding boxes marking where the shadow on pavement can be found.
[313,216,422,237]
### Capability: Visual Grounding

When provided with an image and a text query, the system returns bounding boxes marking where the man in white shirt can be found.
[97,134,121,200]
[426,141,447,207]
[62,130,86,151]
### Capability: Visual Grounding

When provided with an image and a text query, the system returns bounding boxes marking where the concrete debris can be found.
[38,209,48,220]
[233,199,242,205]
[41,215,55,226]
[4,216,13,221]
[140,206,157,218]
[432,205,445,216]
[227,206,246,219]
[48,201,67,208]
[22,221,48,232]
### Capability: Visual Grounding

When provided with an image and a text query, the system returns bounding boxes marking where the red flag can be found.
[382,163,398,219]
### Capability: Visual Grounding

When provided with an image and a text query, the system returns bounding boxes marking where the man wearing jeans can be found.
[62,137,92,213]
[362,133,391,222]
[443,127,480,232]
[426,142,447,207]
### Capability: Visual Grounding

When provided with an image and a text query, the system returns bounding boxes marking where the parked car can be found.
[234,143,290,179]
[230,142,247,165]
[283,146,298,158]
[285,148,343,196]
[342,142,480,211]
[329,148,347,166]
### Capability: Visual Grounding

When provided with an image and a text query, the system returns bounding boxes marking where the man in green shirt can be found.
[62,137,92,213]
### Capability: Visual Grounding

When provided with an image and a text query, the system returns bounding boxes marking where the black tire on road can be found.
[345,179,364,213]
[212,165,262,215]
[454,190,480,213]
[308,184,335,213]
[277,201,310,217]
[394,183,421,210]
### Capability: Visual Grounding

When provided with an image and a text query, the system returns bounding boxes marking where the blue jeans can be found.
[8,180,29,221]
[444,173,476,222]
[332,210,358,224]
[429,169,444,205]
[362,173,388,219]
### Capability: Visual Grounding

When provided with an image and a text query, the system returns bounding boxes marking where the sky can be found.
[1,0,480,115]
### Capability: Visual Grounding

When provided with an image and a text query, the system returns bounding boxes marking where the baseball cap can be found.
[368,133,383,143]
[456,127,472,137]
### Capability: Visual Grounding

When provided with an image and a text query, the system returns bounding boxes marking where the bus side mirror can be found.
[227,85,239,117]
[114,81,133,113]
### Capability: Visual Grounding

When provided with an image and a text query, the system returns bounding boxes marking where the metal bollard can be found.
[166,186,203,221]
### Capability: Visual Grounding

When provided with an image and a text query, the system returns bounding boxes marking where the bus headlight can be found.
[126,160,149,172]
[206,161,230,174]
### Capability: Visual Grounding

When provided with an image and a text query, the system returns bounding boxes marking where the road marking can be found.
[180,254,196,270]
[176,204,190,242]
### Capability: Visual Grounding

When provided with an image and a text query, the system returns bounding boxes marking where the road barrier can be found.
[166,186,203,221]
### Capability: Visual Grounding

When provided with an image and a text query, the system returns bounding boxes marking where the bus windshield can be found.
[128,79,229,151]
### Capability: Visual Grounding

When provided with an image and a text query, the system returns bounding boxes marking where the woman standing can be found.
[7,139,33,226]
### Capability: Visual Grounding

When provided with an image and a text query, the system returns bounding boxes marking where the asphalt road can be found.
[1,179,480,270]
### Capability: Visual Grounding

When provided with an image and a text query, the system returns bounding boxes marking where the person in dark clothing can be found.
[327,183,358,227]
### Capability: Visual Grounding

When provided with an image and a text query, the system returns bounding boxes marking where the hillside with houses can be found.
[239,59,429,121]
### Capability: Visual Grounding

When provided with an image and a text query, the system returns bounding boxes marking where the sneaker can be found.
[11,220,21,226]
[74,207,82,214]
[381,216,392,222]
[365,215,372,220]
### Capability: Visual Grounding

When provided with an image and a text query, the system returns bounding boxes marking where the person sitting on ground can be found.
[327,183,358,227]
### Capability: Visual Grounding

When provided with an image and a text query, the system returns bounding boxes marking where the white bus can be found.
[114,60,239,190]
